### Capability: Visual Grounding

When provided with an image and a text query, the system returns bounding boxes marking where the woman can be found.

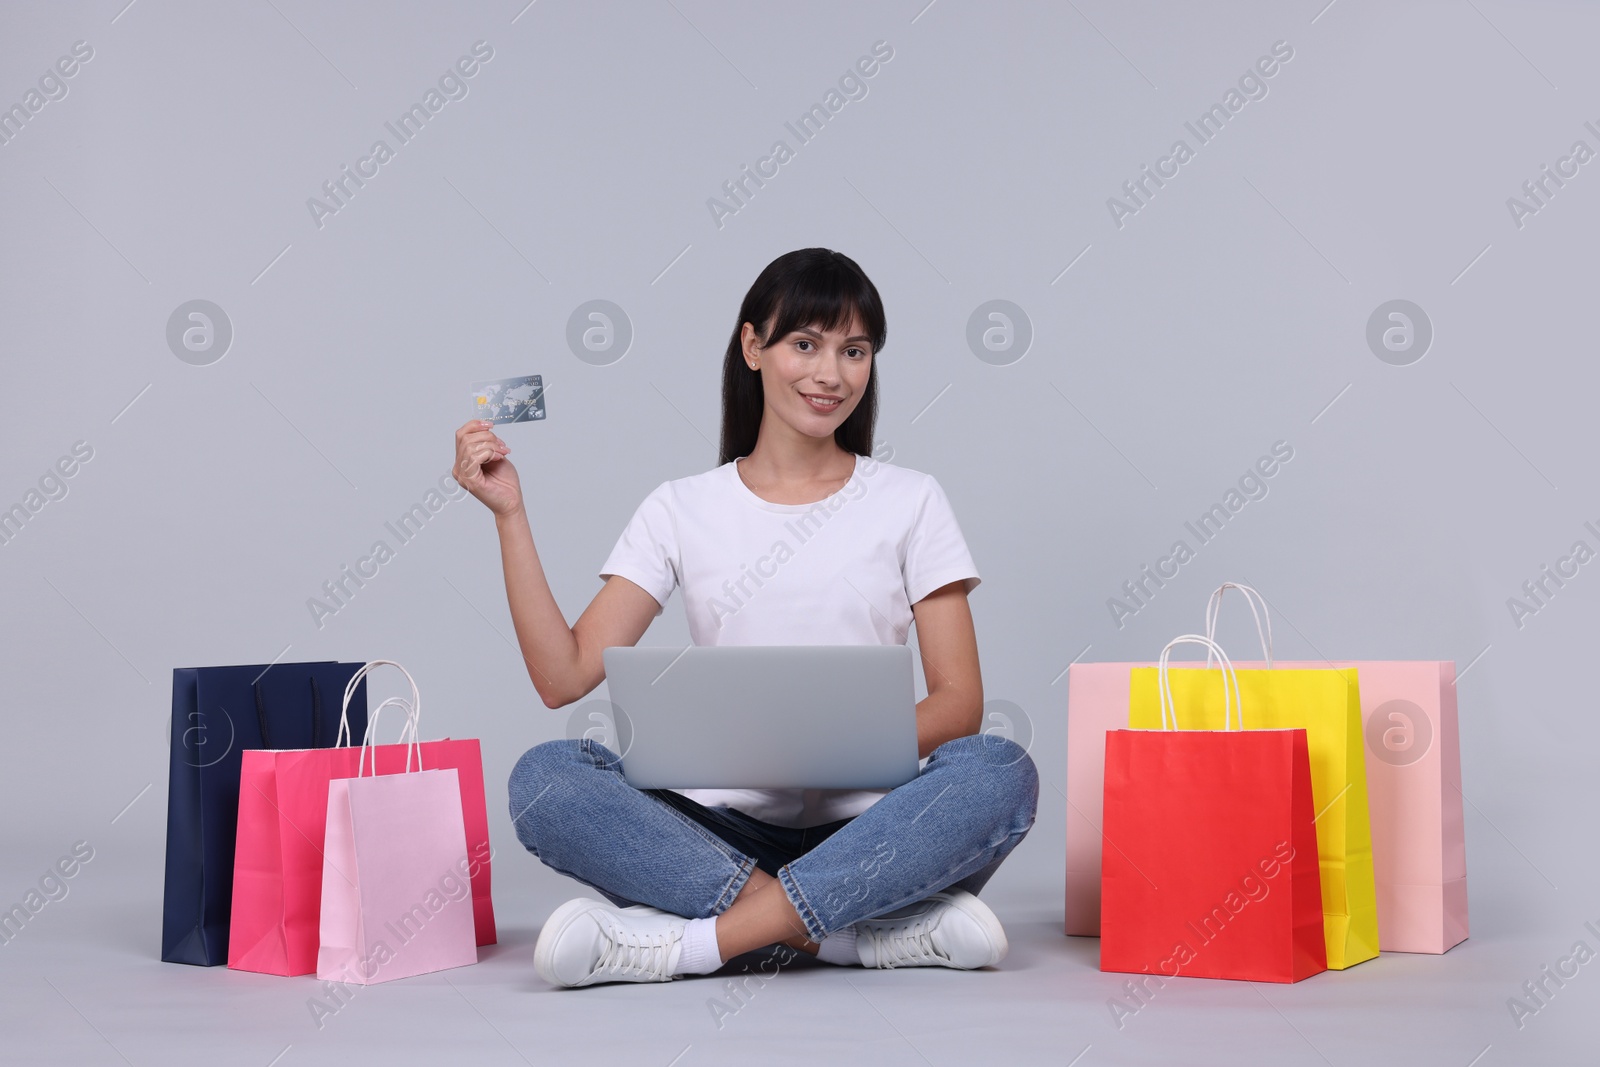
[452,248,1038,988]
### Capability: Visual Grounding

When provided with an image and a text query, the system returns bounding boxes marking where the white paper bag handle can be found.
[336,660,422,747]
[367,697,419,744]
[359,696,424,777]
[1157,634,1243,732]
[1203,583,1273,668]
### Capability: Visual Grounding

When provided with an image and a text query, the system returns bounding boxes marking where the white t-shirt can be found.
[597,451,981,829]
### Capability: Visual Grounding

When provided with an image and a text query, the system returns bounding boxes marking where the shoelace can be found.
[867,913,950,969]
[590,917,682,981]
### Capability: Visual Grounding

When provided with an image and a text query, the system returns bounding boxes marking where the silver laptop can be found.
[600,645,920,790]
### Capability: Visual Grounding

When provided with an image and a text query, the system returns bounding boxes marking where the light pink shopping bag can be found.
[317,687,478,984]
[1201,584,1466,953]
[1185,660,1466,952]
[1327,658,1466,953]
[1064,661,1145,936]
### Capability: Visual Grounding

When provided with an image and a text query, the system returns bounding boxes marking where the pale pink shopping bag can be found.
[317,695,477,985]
[1064,661,1144,936]
[1201,584,1467,954]
[1065,584,1468,954]
[1320,659,1465,953]
[1064,589,1287,935]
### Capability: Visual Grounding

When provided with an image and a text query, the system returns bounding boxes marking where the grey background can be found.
[2,0,1596,1064]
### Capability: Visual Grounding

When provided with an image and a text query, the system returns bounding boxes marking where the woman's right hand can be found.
[453,420,524,518]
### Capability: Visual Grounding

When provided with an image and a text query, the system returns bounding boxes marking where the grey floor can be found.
[3,810,1589,1067]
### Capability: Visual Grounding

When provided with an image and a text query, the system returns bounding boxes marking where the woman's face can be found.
[744,313,873,438]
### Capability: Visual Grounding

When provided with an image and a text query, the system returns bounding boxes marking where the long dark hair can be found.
[718,248,886,465]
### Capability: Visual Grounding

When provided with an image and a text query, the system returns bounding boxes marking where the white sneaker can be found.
[534,897,688,987]
[854,890,1008,970]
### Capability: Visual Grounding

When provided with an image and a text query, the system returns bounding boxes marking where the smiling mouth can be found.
[801,393,843,411]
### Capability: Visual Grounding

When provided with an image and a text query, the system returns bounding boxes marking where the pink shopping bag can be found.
[1201,584,1467,954]
[1322,659,1465,953]
[1065,589,1289,935]
[1065,661,1146,936]
[228,662,495,976]
[318,698,477,985]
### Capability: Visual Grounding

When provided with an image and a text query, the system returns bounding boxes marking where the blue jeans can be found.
[507,733,1039,944]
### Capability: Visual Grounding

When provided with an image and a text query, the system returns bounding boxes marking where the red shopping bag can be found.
[228,662,495,976]
[1101,636,1326,983]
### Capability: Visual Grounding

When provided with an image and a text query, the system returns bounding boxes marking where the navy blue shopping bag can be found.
[161,661,369,966]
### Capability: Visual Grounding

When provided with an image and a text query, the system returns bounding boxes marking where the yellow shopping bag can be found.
[1130,655,1380,970]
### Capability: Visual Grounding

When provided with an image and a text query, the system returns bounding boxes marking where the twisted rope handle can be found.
[1157,634,1243,732]
[1204,583,1273,668]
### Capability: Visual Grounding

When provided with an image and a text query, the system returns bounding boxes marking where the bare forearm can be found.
[915,687,983,759]
[494,506,579,707]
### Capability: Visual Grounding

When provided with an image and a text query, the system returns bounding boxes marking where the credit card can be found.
[472,375,545,424]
